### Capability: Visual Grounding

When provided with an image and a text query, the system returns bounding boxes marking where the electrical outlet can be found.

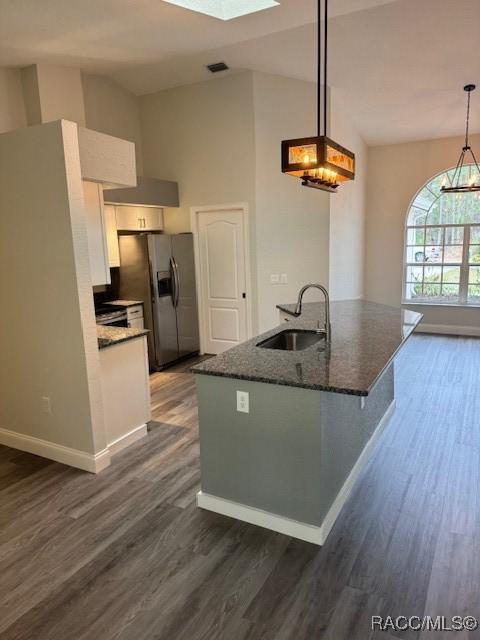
[42,396,52,414]
[236,390,249,414]
[270,274,280,284]
[280,273,288,284]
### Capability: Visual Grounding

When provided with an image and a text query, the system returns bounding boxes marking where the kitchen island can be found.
[192,300,422,545]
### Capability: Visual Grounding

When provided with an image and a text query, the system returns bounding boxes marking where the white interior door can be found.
[197,209,248,354]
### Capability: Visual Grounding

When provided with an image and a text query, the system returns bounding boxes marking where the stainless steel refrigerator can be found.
[118,233,200,370]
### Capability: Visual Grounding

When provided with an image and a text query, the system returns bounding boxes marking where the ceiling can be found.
[1,0,479,145]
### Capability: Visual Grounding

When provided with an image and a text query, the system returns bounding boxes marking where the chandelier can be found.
[441,84,480,194]
[281,0,355,193]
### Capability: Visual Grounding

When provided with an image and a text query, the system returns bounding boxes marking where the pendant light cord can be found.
[317,0,321,137]
[324,0,328,137]
[316,0,329,137]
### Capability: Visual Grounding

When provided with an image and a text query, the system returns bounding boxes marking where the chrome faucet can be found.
[284,284,331,342]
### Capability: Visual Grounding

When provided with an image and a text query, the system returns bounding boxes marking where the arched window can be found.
[404,165,480,305]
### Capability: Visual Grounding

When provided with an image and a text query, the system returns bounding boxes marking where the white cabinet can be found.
[115,206,164,232]
[83,181,111,286]
[104,205,120,268]
[127,304,144,329]
[78,127,136,188]
[115,207,141,231]
[142,208,164,231]
[128,317,145,329]
[99,336,150,455]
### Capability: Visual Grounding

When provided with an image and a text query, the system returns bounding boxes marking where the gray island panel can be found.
[195,299,416,544]
[196,363,393,529]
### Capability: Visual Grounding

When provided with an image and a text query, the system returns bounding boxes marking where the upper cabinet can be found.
[104,205,121,268]
[83,181,111,286]
[78,128,137,188]
[78,128,137,285]
[115,206,164,232]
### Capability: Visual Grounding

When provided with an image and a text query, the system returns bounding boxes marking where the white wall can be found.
[329,88,367,301]
[140,72,258,324]
[139,71,370,333]
[365,133,480,328]
[0,65,143,178]
[22,64,86,126]
[0,61,369,340]
[82,73,144,175]
[140,72,256,233]
[0,120,106,457]
[252,72,330,331]
[0,67,27,133]
[139,71,335,333]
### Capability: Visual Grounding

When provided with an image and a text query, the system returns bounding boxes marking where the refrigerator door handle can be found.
[169,258,176,306]
[172,258,180,308]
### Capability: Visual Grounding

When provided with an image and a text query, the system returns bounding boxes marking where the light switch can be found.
[270,274,280,284]
[42,396,52,414]
[237,390,249,413]
[280,273,288,284]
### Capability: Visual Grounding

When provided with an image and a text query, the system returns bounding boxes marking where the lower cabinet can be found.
[99,336,151,455]
[128,317,145,329]
[127,304,144,329]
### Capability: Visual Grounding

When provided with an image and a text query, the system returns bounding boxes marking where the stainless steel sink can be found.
[257,329,325,351]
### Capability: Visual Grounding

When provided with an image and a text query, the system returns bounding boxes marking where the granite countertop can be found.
[105,300,144,308]
[192,300,422,396]
[97,325,149,350]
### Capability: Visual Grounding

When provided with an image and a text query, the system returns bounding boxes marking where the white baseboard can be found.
[107,423,147,456]
[0,427,111,473]
[415,323,480,337]
[197,399,396,546]
[197,491,325,545]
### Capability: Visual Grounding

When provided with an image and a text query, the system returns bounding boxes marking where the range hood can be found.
[104,176,179,208]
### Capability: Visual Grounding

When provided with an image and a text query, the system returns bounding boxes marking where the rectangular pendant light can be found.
[162,0,280,20]
[281,136,355,192]
[281,0,355,194]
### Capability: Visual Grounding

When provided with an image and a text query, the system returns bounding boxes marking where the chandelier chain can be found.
[465,89,471,150]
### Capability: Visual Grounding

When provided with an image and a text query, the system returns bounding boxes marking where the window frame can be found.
[402,166,480,307]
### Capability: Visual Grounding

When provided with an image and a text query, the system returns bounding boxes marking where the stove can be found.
[95,304,128,327]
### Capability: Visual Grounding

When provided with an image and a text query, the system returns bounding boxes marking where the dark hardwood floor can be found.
[1,336,480,639]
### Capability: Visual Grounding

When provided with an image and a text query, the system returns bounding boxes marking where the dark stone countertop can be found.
[192,300,422,396]
[97,325,149,350]
[105,300,144,308]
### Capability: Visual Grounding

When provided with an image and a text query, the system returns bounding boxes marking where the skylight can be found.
[162,0,280,21]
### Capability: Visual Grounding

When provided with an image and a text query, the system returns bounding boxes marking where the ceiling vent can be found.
[207,62,229,73]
